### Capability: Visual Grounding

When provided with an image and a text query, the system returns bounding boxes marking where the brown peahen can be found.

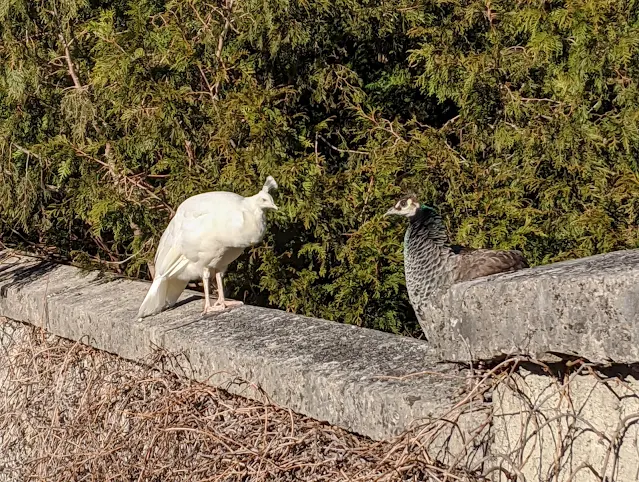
[384,194,528,323]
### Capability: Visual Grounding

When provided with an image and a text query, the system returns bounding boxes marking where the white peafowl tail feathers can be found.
[137,276,166,319]
[137,276,188,319]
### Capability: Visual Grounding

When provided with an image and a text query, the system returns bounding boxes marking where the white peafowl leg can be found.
[201,268,213,313]
[213,271,243,309]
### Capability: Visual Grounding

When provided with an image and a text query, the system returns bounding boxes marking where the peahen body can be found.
[137,176,278,319]
[384,195,528,322]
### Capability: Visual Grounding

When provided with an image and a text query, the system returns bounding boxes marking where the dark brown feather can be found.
[454,249,529,283]
[450,245,474,255]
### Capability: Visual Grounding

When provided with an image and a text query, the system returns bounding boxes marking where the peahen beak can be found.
[383,207,397,217]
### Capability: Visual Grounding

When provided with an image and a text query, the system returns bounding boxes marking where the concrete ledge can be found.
[0,252,482,447]
[420,249,639,364]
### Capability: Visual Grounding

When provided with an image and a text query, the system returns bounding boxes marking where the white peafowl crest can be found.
[137,176,279,319]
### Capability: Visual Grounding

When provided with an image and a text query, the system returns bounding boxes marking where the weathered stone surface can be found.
[0,252,487,451]
[420,249,639,364]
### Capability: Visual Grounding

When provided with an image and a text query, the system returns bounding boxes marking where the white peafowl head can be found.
[251,175,278,211]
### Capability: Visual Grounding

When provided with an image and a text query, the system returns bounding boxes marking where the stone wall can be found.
[420,249,639,364]
[1,250,638,481]
[490,364,639,481]
[0,318,484,481]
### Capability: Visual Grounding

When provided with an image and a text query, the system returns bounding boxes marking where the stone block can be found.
[489,366,639,481]
[420,249,639,364]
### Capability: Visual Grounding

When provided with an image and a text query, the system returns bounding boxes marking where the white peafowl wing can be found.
[153,210,192,280]
[154,191,251,280]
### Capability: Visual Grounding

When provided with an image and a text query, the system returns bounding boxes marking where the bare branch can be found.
[197,64,216,100]
[69,144,175,215]
[184,139,195,167]
[11,143,43,161]
[210,0,235,98]
[59,34,83,90]
[318,135,369,156]
[215,0,235,62]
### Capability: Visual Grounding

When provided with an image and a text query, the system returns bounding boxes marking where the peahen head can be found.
[384,194,436,219]
[252,175,279,211]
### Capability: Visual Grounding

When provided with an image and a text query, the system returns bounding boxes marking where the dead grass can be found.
[0,319,487,482]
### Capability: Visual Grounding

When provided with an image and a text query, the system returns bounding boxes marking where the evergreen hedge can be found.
[2,0,639,334]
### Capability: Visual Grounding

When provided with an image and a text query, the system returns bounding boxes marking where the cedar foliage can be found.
[1,0,639,334]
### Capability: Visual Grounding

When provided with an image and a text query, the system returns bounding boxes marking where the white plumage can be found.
[137,176,278,319]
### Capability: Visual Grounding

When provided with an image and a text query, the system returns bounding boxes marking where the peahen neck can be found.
[403,205,455,306]
[405,205,449,247]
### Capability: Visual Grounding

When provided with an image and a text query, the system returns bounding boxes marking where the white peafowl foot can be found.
[201,299,244,315]
[201,304,225,315]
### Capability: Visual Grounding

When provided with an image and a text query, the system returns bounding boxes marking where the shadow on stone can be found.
[0,259,58,297]
[521,354,639,381]
[173,295,201,309]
